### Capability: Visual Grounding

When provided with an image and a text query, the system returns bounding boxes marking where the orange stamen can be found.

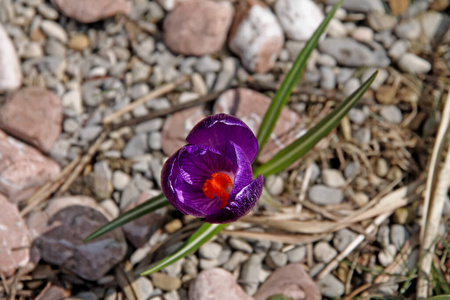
[202,172,233,209]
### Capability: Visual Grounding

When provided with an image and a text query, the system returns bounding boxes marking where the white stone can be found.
[40,20,68,43]
[229,4,284,73]
[112,170,131,191]
[397,53,431,74]
[0,24,22,92]
[274,0,324,41]
[326,18,347,38]
[351,27,374,43]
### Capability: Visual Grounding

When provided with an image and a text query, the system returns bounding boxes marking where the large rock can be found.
[0,87,62,153]
[162,106,206,156]
[0,194,32,276]
[274,0,324,41]
[213,88,304,163]
[318,38,389,67]
[50,0,131,23]
[254,264,321,300]
[0,23,22,92]
[27,196,127,281]
[122,190,167,248]
[189,268,253,300]
[163,1,234,56]
[0,130,60,203]
[229,0,284,73]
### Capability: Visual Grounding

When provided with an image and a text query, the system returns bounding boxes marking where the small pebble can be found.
[165,219,182,233]
[378,244,397,266]
[397,53,431,74]
[333,229,357,251]
[286,246,306,263]
[199,242,223,260]
[380,105,403,124]
[309,185,344,205]
[317,274,345,298]
[112,171,131,191]
[322,169,346,188]
[228,238,253,253]
[313,241,337,263]
[265,251,288,269]
[390,224,407,250]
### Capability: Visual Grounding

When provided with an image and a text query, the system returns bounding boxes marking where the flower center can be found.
[202,172,233,209]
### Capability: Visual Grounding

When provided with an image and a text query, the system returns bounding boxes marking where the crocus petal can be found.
[186,114,259,163]
[173,176,222,216]
[161,149,182,212]
[205,175,264,224]
[178,144,233,188]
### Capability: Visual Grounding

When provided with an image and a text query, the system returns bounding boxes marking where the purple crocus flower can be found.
[161,114,264,224]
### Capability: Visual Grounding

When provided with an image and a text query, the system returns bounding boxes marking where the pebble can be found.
[390,224,407,250]
[317,54,337,67]
[362,68,389,90]
[317,274,345,298]
[348,108,368,125]
[50,0,131,23]
[380,105,403,124]
[223,251,248,272]
[0,24,22,92]
[286,246,306,263]
[265,175,284,196]
[344,78,360,97]
[353,192,369,207]
[68,34,90,51]
[240,254,263,295]
[377,225,390,246]
[375,85,396,105]
[274,0,324,41]
[395,19,421,40]
[351,27,374,43]
[199,258,220,270]
[376,158,389,177]
[388,40,410,61]
[112,171,131,191]
[397,53,432,74]
[313,242,337,263]
[265,251,288,269]
[228,238,253,254]
[151,273,182,291]
[80,125,102,142]
[367,12,397,31]
[122,133,148,158]
[378,244,397,266]
[354,127,371,144]
[229,0,284,73]
[199,242,223,260]
[322,169,346,188]
[194,56,221,73]
[309,185,344,205]
[333,229,357,251]
[62,89,83,114]
[326,18,347,38]
[40,20,68,43]
[320,66,336,90]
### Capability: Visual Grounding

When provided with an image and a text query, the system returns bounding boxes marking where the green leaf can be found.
[84,193,169,242]
[267,294,294,300]
[256,0,343,155]
[141,223,227,275]
[424,296,450,300]
[254,71,378,177]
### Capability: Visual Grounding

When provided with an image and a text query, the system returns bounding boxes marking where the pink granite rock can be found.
[27,196,127,281]
[189,268,253,300]
[213,88,304,163]
[162,106,206,156]
[122,190,167,248]
[0,23,22,92]
[0,130,60,203]
[0,87,62,153]
[254,264,321,300]
[164,0,234,56]
[228,0,284,73]
[0,194,32,277]
[50,0,131,23]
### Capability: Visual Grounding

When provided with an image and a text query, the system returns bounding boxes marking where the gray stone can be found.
[76,291,98,300]
[388,40,410,61]
[322,169,346,188]
[313,241,337,263]
[265,175,284,196]
[217,248,232,266]
[120,182,140,209]
[199,242,223,260]
[320,66,336,90]
[194,55,221,73]
[354,127,371,143]
[397,53,432,74]
[380,105,403,124]
[132,60,150,83]
[63,118,79,133]
[122,133,148,158]
[287,246,306,263]
[338,0,384,13]
[151,273,181,291]
[361,68,388,90]
[377,225,390,246]
[135,118,163,133]
[344,162,360,178]
[344,78,360,97]
[395,19,421,40]
[149,131,162,150]
[213,57,236,92]
[45,39,66,57]
[37,3,59,19]
[223,251,248,272]
[94,160,112,180]
[112,171,130,191]
[390,224,407,250]
[367,12,397,32]
[336,68,355,84]
[240,254,263,295]
[135,38,155,64]
[199,258,220,270]
[309,185,344,205]
[83,86,103,107]
[135,277,153,299]
[41,20,68,43]
[80,125,102,142]
[317,54,337,67]
[319,38,387,67]
[348,108,368,125]
[265,251,287,269]
[317,274,345,298]
[228,238,253,253]
[129,83,150,100]
[333,228,357,251]
[378,244,397,267]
